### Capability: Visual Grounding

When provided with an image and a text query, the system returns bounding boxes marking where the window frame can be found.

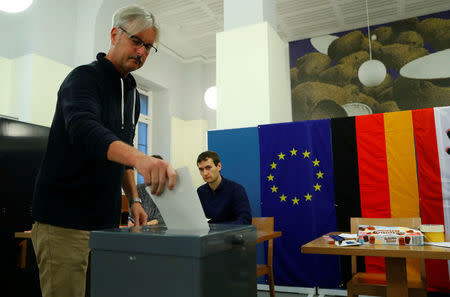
[134,88,153,184]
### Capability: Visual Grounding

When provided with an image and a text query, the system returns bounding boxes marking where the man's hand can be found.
[130,203,148,226]
[134,155,177,195]
[107,141,177,195]
[146,219,159,226]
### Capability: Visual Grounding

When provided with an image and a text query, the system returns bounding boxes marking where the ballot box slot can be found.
[89,224,257,258]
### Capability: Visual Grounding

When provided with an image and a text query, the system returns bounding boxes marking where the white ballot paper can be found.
[146,166,209,230]
[424,242,450,248]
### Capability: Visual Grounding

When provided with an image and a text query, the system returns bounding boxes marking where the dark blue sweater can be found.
[197,177,252,225]
[32,53,140,230]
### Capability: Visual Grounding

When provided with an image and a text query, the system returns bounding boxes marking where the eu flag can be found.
[258,120,341,288]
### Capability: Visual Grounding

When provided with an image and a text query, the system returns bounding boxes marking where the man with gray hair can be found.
[30,5,175,297]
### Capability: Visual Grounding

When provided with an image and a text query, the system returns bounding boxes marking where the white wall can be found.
[200,61,217,129]
[224,0,277,31]
[0,0,78,65]
[73,0,104,66]
[3,54,72,126]
[0,5,33,59]
[0,56,13,117]
[10,55,33,122]
[216,22,291,129]
[152,90,171,160]
[217,23,270,129]
[267,24,292,123]
[28,55,72,126]
[171,116,208,188]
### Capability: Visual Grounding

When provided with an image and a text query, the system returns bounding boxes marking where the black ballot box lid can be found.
[89,224,257,258]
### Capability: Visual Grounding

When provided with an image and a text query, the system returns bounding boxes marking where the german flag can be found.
[332,110,423,285]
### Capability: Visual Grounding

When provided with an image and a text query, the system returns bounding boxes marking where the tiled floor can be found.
[258,292,312,297]
[257,292,344,297]
[258,292,450,297]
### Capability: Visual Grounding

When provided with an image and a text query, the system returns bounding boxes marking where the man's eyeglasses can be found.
[119,27,158,55]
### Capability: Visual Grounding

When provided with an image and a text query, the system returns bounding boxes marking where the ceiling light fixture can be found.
[0,0,33,13]
[204,86,217,110]
[358,0,387,87]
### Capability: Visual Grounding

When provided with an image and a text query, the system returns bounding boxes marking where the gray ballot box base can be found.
[89,224,257,297]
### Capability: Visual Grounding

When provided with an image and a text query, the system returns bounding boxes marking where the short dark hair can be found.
[197,150,220,166]
[151,154,163,160]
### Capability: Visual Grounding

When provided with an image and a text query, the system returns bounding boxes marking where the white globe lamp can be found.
[358,59,387,87]
[204,86,217,110]
[0,0,33,13]
[358,0,387,88]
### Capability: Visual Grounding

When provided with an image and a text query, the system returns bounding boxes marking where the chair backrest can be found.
[252,217,275,267]
[120,195,130,225]
[252,217,274,233]
[121,194,129,213]
[350,217,423,278]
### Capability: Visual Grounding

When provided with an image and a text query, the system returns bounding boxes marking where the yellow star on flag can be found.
[278,152,285,160]
[313,158,320,166]
[270,162,277,169]
[267,174,274,181]
[302,150,311,158]
[313,183,322,191]
[292,197,300,205]
[270,185,278,193]
[304,193,312,201]
[290,148,298,156]
[279,194,287,202]
[316,171,324,179]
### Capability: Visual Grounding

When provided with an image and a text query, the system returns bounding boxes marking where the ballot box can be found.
[89,224,257,297]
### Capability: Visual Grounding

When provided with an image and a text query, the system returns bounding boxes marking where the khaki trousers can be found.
[31,222,91,297]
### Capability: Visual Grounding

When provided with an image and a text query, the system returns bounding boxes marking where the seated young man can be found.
[196,151,252,225]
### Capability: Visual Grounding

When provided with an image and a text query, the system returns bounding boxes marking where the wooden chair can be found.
[14,231,32,269]
[252,217,276,297]
[347,217,426,297]
[120,194,129,225]
[17,238,28,269]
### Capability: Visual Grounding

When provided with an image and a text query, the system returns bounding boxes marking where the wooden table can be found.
[15,231,31,239]
[301,232,450,297]
[256,230,282,243]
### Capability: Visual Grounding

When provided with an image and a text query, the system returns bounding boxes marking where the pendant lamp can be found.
[358,0,387,87]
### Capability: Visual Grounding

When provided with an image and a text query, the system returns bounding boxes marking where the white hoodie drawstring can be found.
[132,89,136,126]
[120,78,124,129]
[120,78,136,129]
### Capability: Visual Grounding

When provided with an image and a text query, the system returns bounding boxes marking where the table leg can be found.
[385,257,408,297]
